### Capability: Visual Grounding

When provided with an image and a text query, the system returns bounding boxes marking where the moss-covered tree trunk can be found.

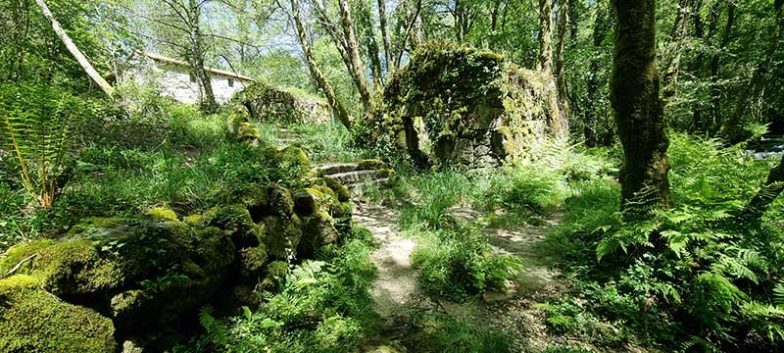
[337,0,374,110]
[539,0,568,139]
[611,0,672,214]
[554,0,570,119]
[538,0,554,75]
[290,0,351,129]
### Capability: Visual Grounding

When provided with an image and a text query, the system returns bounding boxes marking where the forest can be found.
[1,0,784,352]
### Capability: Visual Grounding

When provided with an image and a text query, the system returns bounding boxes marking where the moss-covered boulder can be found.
[232,82,331,124]
[261,215,303,260]
[364,42,559,168]
[261,260,289,291]
[203,205,262,248]
[239,245,269,278]
[0,275,116,353]
[0,217,236,332]
[298,210,341,259]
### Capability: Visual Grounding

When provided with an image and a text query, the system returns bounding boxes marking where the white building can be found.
[122,52,254,104]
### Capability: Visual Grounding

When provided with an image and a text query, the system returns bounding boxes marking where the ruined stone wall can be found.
[365,42,559,168]
[233,82,331,124]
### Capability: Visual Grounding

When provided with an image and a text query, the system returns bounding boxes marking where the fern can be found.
[0,84,88,208]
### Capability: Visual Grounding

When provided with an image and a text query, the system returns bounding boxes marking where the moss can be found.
[323,177,352,202]
[146,207,179,221]
[367,41,556,168]
[0,275,116,353]
[261,260,290,291]
[239,245,269,278]
[232,82,330,124]
[298,210,340,259]
[293,187,330,216]
[331,202,353,236]
[276,146,313,176]
[261,215,303,260]
[269,185,295,217]
[357,159,386,170]
[204,205,260,248]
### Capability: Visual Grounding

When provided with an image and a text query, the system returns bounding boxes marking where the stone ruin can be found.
[232,82,331,124]
[364,42,561,168]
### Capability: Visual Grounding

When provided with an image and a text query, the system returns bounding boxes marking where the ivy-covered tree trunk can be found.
[290,0,351,129]
[611,0,672,214]
[539,0,568,139]
[377,0,392,71]
[705,4,735,135]
[538,0,554,75]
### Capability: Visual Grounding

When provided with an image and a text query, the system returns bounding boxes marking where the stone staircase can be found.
[315,160,393,191]
[268,125,393,193]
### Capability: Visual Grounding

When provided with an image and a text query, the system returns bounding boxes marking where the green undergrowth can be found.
[1,102,310,249]
[541,134,784,351]
[179,226,380,353]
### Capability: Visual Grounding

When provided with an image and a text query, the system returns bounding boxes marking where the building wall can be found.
[123,61,251,105]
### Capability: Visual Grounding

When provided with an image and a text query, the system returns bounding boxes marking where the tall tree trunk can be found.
[185,0,217,113]
[662,0,691,100]
[540,0,567,138]
[337,0,373,110]
[555,0,569,119]
[291,0,352,129]
[358,0,383,88]
[611,0,672,215]
[706,4,735,135]
[33,0,114,97]
[538,0,554,75]
[722,0,784,143]
[491,0,502,32]
[378,0,392,73]
[584,0,610,147]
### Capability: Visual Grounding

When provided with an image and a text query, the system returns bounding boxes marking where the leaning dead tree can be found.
[34,0,114,97]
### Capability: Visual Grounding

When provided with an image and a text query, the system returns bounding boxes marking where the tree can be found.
[290,0,352,128]
[554,0,569,119]
[611,0,672,214]
[722,0,784,143]
[583,0,611,147]
[539,0,568,139]
[33,0,114,97]
[159,0,218,113]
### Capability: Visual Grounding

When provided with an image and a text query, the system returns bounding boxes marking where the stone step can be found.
[315,162,360,175]
[346,177,390,190]
[324,169,391,185]
[315,159,387,176]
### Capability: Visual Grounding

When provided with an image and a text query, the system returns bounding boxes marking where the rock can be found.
[239,245,269,278]
[268,185,295,217]
[0,217,236,332]
[232,82,331,124]
[261,260,289,291]
[261,215,302,260]
[298,210,340,259]
[0,275,116,353]
[322,177,352,202]
[203,205,261,248]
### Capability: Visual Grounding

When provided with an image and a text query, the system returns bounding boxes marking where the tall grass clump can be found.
[413,226,522,301]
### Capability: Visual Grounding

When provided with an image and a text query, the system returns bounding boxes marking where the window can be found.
[228,78,234,87]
